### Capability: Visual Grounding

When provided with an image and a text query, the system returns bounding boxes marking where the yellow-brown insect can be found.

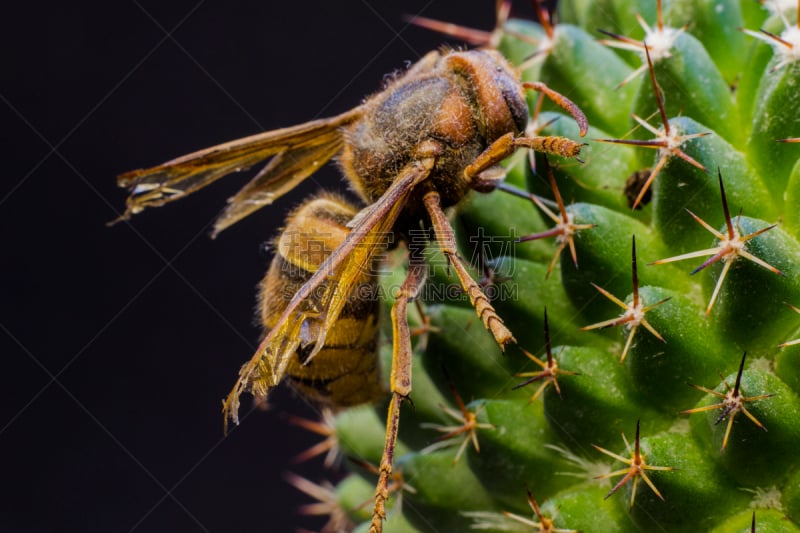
[115,47,587,532]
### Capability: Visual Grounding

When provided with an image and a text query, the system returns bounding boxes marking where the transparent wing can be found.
[114,108,363,227]
[211,139,344,236]
[222,156,435,428]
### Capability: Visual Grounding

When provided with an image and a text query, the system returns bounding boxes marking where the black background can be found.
[1,2,541,531]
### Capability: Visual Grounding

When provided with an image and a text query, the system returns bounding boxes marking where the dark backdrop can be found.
[1,2,539,531]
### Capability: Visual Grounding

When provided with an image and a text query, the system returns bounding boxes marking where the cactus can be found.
[291,1,800,531]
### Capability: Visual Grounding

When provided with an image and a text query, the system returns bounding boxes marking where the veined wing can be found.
[222,156,435,428]
[114,107,363,225]
[211,139,343,236]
